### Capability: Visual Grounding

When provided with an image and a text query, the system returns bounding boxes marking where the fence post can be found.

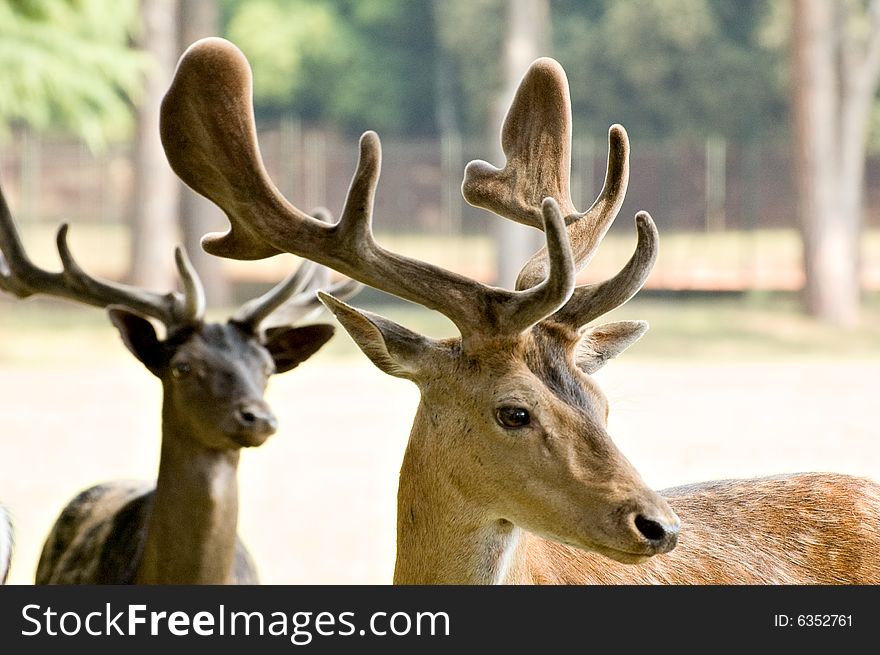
[304,129,326,212]
[706,135,727,232]
[441,130,462,238]
[279,114,302,202]
[20,128,41,224]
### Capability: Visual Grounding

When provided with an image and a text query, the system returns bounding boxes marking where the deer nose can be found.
[235,403,278,436]
[633,513,680,553]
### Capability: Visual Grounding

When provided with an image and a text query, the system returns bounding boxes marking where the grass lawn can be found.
[1,281,878,585]
[2,290,879,366]
[7,223,880,291]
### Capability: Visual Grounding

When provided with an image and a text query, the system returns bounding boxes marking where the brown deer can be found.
[159,38,880,584]
[0,183,358,584]
[0,504,11,584]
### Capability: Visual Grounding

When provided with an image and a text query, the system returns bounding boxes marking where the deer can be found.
[0,181,359,584]
[0,504,11,584]
[158,37,880,583]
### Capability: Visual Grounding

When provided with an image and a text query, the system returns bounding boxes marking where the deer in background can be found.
[0,183,358,584]
[160,38,880,583]
[0,504,12,584]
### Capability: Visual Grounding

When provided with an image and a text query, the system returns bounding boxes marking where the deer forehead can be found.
[170,323,270,369]
[525,326,607,414]
[428,328,607,416]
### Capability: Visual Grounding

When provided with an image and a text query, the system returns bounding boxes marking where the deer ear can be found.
[263,323,335,374]
[575,320,648,374]
[107,308,165,376]
[318,292,431,380]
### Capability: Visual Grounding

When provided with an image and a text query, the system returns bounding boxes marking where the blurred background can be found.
[0,0,879,584]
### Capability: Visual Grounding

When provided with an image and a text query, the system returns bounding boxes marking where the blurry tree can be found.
[220,1,788,143]
[791,0,880,326]
[0,0,145,149]
[552,0,786,142]
[177,0,230,307]
[0,0,791,149]
[130,0,179,291]
[432,0,505,137]
[225,0,437,135]
[494,0,549,287]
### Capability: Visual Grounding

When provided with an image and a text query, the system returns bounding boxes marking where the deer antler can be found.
[1,179,358,336]
[462,57,658,328]
[0,183,205,328]
[160,38,575,341]
[231,208,363,333]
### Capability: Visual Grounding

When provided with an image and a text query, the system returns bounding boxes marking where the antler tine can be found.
[0,181,204,328]
[160,37,312,261]
[0,252,30,298]
[260,278,364,331]
[161,38,576,340]
[463,57,655,328]
[232,259,318,332]
[498,198,576,329]
[462,57,578,229]
[514,124,630,290]
[462,58,629,287]
[173,246,206,325]
[552,212,658,327]
[231,207,362,332]
[0,187,41,299]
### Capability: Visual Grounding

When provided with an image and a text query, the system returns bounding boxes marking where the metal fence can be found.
[2,124,879,291]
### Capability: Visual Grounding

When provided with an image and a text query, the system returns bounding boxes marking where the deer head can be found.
[159,38,679,567]
[0,184,358,450]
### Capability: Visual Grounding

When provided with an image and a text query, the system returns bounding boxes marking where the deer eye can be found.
[495,406,531,429]
[171,361,192,379]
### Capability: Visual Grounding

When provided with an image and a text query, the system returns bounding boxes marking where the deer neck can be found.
[393,410,533,585]
[135,401,241,585]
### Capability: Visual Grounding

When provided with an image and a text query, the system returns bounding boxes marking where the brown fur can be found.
[36,482,256,584]
[519,474,880,584]
[342,322,880,585]
[154,40,880,584]
[2,161,347,585]
[32,321,334,585]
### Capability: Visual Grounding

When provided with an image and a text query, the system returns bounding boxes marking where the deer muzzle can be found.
[229,400,278,447]
[630,506,680,554]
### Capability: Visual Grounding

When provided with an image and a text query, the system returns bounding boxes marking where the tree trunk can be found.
[494,0,549,287]
[791,0,869,326]
[177,0,230,307]
[130,0,180,291]
[835,75,869,326]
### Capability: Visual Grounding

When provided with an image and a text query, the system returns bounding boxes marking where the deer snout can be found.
[630,504,680,554]
[232,401,278,445]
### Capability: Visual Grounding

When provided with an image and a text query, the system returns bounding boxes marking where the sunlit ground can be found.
[9,223,880,291]
[1,293,879,584]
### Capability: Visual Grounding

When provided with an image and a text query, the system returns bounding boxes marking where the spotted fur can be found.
[36,482,257,584]
[521,473,880,584]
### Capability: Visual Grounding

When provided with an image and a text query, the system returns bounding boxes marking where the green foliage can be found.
[0,0,147,149]
[552,0,788,141]
[226,0,438,134]
[222,0,787,141]
[2,0,793,144]
[226,0,344,106]
[432,0,504,135]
